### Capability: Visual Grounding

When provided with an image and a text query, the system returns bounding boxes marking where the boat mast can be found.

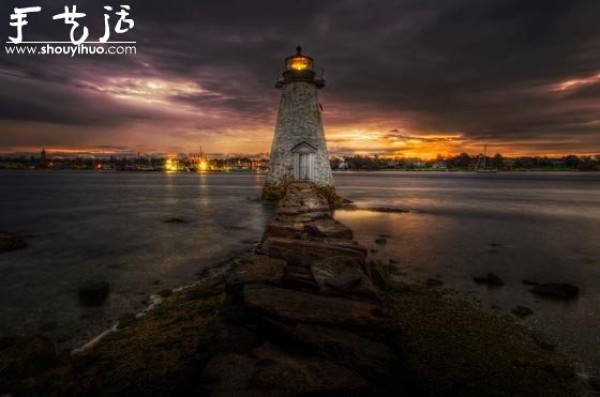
[482,145,487,169]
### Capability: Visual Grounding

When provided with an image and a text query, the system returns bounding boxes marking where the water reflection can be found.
[0,170,598,376]
[334,171,600,377]
[0,171,273,351]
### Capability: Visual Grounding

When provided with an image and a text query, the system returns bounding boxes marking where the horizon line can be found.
[1,151,598,159]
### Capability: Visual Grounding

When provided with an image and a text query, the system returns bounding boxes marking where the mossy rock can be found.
[262,182,345,209]
[0,335,56,390]
[261,183,287,201]
[315,184,345,209]
[387,281,585,396]
[27,288,225,397]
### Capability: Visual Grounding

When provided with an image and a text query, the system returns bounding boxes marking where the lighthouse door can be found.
[292,142,317,181]
[299,153,310,180]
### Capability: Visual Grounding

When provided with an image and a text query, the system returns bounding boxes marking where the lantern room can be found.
[276,46,325,89]
[286,46,314,72]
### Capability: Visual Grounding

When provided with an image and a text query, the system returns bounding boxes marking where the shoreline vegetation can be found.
[1,182,597,396]
[0,152,598,172]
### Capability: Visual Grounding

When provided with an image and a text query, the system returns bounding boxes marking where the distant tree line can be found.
[0,154,163,170]
[330,153,600,171]
[1,152,598,172]
[0,154,268,171]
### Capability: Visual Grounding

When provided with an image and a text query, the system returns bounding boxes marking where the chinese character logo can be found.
[8,5,135,45]
[9,7,42,44]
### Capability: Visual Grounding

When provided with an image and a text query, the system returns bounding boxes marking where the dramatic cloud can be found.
[0,0,599,157]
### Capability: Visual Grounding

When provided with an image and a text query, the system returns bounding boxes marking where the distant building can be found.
[40,148,47,167]
[338,157,348,170]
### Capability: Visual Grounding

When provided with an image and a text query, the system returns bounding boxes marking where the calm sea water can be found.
[333,171,600,377]
[0,171,273,350]
[0,170,598,376]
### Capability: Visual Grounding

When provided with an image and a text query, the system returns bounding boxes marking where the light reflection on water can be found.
[0,171,274,349]
[333,171,600,377]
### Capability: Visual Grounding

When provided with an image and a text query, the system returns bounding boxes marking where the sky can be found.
[1,0,599,158]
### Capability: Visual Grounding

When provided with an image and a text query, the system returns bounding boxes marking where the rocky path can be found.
[207,182,406,395]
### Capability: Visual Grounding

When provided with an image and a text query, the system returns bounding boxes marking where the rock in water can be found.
[364,207,409,213]
[78,281,110,306]
[473,272,504,287]
[531,283,579,300]
[0,232,28,253]
[426,278,444,287]
[512,306,534,318]
[164,217,188,224]
[522,279,539,286]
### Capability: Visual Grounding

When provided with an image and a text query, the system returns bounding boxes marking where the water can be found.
[333,171,600,377]
[0,171,274,349]
[0,170,598,376]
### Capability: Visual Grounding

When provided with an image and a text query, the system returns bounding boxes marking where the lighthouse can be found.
[262,46,334,200]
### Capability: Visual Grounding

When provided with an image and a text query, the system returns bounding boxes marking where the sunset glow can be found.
[0,1,597,158]
[555,73,600,92]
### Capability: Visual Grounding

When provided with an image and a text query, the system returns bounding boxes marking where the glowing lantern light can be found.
[286,46,313,72]
[290,57,310,71]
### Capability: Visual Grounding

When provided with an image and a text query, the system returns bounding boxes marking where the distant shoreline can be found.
[332,168,596,172]
[0,168,597,173]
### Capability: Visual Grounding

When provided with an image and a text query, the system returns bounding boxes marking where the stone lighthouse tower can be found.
[262,46,334,200]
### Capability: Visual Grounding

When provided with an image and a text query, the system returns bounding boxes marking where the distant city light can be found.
[198,159,209,171]
[165,158,178,172]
